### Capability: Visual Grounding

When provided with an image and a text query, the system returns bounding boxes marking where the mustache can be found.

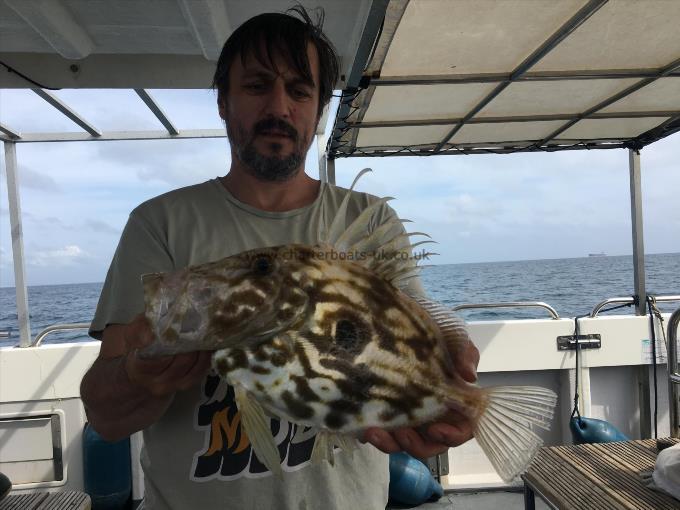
[254,117,298,141]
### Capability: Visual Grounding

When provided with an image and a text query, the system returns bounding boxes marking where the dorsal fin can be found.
[415,296,470,360]
[322,168,434,297]
[324,167,373,245]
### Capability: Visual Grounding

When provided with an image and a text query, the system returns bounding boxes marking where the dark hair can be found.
[211,5,339,118]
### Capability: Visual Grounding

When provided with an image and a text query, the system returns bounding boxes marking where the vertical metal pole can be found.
[317,135,327,183]
[629,149,646,316]
[326,158,336,185]
[4,142,32,347]
[638,366,652,439]
[668,309,680,438]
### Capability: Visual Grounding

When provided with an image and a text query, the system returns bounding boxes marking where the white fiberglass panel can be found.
[534,0,680,71]
[600,77,680,113]
[558,117,669,140]
[362,83,498,122]
[477,79,639,117]
[381,0,586,76]
[355,124,452,148]
[449,120,566,145]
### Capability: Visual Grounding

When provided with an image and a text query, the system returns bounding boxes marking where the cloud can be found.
[83,219,119,235]
[0,165,61,192]
[29,245,90,267]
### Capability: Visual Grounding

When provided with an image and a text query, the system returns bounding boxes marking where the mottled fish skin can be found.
[212,244,482,434]
[139,247,310,358]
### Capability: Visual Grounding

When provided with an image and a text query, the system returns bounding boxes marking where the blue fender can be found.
[388,452,444,506]
[570,417,630,444]
[82,423,132,510]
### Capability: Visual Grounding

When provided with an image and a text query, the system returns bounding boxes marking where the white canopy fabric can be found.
[328,0,680,158]
[0,0,380,90]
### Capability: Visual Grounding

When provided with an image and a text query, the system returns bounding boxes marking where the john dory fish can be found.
[141,170,557,482]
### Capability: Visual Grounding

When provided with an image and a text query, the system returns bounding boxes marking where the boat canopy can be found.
[328,0,680,158]
[1,0,678,153]
[0,0,382,90]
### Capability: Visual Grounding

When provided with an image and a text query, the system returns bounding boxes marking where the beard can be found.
[228,116,306,182]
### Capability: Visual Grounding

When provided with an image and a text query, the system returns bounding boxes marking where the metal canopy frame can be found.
[328,0,680,159]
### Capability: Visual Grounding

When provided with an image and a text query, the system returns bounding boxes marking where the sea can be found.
[1,253,679,347]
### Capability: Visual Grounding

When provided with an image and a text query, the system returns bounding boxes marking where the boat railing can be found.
[667,308,680,438]
[32,322,91,347]
[590,294,680,317]
[451,301,560,320]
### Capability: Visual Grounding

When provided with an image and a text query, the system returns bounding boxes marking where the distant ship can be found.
[588,252,607,257]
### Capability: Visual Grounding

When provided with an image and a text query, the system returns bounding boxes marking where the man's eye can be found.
[245,82,266,91]
[291,88,312,99]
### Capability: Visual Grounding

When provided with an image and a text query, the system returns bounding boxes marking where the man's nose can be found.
[264,80,291,118]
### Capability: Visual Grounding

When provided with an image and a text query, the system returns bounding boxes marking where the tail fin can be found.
[474,386,557,482]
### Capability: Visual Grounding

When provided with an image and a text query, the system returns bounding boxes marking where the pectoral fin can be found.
[311,430,359,466]
[234,384,282,476]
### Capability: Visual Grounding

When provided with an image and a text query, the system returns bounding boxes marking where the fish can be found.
[140,169,557,481]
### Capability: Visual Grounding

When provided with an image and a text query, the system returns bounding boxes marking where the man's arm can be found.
[80,314,212,442]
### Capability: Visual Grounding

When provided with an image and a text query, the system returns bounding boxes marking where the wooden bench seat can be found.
[522,439,680,509]
[0,490,90,510]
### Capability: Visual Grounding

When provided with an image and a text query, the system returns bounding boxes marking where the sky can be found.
[0,88,679,287]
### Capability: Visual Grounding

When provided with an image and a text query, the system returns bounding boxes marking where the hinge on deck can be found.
[557,334,601,351]
[423,452,449,481]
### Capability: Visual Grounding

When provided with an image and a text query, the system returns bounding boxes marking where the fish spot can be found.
[270,351,290,367]
[328,398,361,415]
[255,381,265,392]
[252,255,273,276]
[215,357,229,375]
[291,375,320,402]
[277,307,297,323]
[282,390,315,419]
[324,411,347,430]
[335,319,360,350]
[228,349,248,370]
[251,365,271,375]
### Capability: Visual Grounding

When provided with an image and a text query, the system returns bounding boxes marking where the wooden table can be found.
[0,490,90,510]
[522,439,680,509]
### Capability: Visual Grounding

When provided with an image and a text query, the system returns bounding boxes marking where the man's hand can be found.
[81,313,213,441]
[122,314,213,398]
[362,337,480,458]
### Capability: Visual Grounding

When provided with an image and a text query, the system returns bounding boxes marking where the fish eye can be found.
[252,255,273,276]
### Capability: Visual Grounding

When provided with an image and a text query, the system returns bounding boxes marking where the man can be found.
[81,7,479,510]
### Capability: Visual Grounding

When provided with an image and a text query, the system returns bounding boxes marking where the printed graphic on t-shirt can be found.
[190,373,317,481]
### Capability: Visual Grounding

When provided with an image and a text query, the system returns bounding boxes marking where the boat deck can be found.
[523,439,680,510]
[0,490,90,510]
[388,490,550,510]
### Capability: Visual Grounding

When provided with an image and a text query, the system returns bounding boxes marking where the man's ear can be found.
[218,94,227,121]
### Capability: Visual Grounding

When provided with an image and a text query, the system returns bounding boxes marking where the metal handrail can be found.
[451,301,560,320]
[590,294,680,317]
[667,308,680,438]
[32,322,91,347]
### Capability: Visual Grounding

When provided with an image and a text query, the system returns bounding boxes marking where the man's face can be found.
[220,42,321,182]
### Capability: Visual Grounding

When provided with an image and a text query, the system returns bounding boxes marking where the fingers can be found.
[425,421,474,448]
[363,427,449,458]
[455,339,480,383]
[362,427,401,454]
[126,349,212,397]
[123,313,155,352]
[362,407,476,458]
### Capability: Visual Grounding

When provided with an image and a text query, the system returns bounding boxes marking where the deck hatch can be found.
[0,414,64,484]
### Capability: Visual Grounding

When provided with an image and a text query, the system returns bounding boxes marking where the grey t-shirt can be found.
[90,178,420,510]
